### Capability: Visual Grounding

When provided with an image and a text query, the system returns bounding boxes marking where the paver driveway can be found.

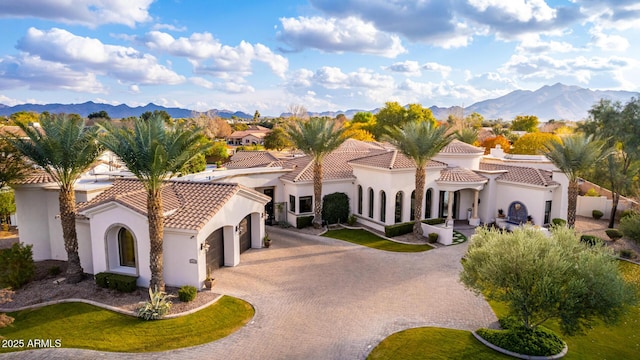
[2,226,497,360]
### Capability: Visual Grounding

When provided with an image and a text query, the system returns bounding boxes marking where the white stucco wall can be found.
[163,229,199,287]
[76,219,93,274]
[433,153,482,170]
[282,179,354,225]
[14,186,52,260]
[494,182,556,226]
[45,190,66,261]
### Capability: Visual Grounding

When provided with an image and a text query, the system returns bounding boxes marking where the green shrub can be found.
[427,233,438,243]
[422,218,445,225]
[580,234,602,247]
[48,266,62,276]
[178,285,197,302]
[585,188,599,197]
[476,325,564,356]
[620,214,640,243]
[621,209,638,220]
[592,209,604,220]
[347,214,357,226]
[605,229,623,241]
[137,286,174,320]
[551,218,566,227]
[0,243,35,289]
[95,272,138,293]
[322,192,350,225]
[296,215,314,229]
[620,249,634,259]
[384,222,413,237]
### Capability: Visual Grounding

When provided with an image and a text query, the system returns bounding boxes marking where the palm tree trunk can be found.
[567,179,579,228]
[413,166,425,236]
[148,189,165,291]
[313,160,323,228]
[59,186,84,284]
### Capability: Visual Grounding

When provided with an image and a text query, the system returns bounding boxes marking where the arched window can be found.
[380,191,386,222]
[425,188,432,219]
[395,191,403,223]
[410,190,416,221]
[357,185,363,215]
[118,228,136,268]
[368,188,374,218]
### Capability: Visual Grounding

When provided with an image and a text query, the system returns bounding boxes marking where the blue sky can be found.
[0,0,638,116]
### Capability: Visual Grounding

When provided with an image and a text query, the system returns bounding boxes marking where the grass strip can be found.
[323,229,432,252]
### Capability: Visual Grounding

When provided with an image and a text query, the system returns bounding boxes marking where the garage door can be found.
[239,214,251,253]
[205,228,224,270]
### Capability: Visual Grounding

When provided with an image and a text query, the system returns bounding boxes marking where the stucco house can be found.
[226,125,271,146]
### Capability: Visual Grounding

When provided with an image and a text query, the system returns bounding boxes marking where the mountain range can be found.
[1,83,638,121]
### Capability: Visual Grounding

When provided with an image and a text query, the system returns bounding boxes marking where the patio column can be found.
[469,190,481,226]
[446,191,454,226]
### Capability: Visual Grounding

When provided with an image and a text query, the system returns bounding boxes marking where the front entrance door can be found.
[263,188,274,225]
[239,214,251,253]
[205,228,224,273]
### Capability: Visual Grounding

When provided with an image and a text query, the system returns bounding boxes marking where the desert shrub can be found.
[137,286,174,320]
[178,285,197,302]
[605,229,623,241]
[0,243,35,289]
[347,214,357,226]
[592,210,604,220]
[620,209,638,220]
[580,235,603,247]
[620,249,634,259]
[551,218,567,227]
[476,325,564,357]
[422,218,445,225]
[427,233,438,243]
[384,222,413,237]
[585,188,599,197]
[48,266,62,276]
[620,214,640,243]
[296,216,314,229]
[322,192,350,225]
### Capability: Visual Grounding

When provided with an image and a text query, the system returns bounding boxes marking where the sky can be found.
[0,0,639,116]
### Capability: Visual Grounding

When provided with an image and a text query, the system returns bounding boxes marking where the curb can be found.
[472,331,568,359]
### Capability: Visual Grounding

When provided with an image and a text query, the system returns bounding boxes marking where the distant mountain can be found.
[1,83,638,121]
[0,101,253,119]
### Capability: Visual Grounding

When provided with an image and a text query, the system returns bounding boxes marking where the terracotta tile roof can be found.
[440,139,484,154]
[279,139,387,182]
[227,126,270,139]
[479,162,559,187]
[348,150,446,169]
[437,167,487,183]
[226,151,280,169]
[12,170,56,185]
[77,178,262,231]
[0,126,27,137]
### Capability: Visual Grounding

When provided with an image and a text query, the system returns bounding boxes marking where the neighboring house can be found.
[226,125,271,146]
[12,138,570,289]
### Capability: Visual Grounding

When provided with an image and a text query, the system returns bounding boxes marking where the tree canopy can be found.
[511,115,539,132]
[264,126,292,151]
[511,132,560,155]
[372,102,436,139]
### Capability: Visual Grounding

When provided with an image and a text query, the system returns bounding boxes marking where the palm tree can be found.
[384,121,453,235]
[7,114,102,283]
[285,117,346,228]
[98,115,209,291]
[543,134,607,228]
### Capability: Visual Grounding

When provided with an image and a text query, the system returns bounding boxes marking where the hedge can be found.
[422,218,445,225]
[322,192,350,225]
[296,215,314,229]
[551,218,566,227]
[385,222,414,237]
[95,272,138,293]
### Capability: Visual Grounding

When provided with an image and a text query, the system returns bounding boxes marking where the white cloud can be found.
[143,31,288,79]
[515,34,580,54]
[467,0,556,22]
[423,62,452,78]
[152,23,187,32]
[277,16,406,58]
[17,28,185,85]
[384,61,422,76]
[588,27,630,51]
[129,85,140,93]
[0,0,153,27]
[312,66,394,90]
[189,77,214,89]
[0,95,24,106]
[155,98,184,108]
[578,0,640,31]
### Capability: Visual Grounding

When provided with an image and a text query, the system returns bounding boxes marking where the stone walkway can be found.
[1,226,496,360]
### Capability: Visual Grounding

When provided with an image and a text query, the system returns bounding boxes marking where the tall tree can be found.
[384,121,453,235]
[511,115,539,132]
[264,126,292,151]
[584,98,640,228]
[8,114,102,283]
[543,134,607,228]
[0,139,28,189]
[511,132,560,155]
[285,117,346,228]
[98,115,210,290]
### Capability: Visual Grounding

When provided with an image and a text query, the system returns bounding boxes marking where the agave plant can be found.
[137,286,174,320]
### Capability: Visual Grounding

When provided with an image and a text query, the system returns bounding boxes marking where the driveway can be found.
[2,226,497,360]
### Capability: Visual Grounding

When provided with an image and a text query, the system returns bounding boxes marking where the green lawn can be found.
[322,229,432,252]
[368,261,640,359]
[0,295,253,353]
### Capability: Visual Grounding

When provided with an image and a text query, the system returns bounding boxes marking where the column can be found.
[469,190,481,226]
[446,191,454,227]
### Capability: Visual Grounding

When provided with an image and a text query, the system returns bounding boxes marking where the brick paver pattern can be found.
[1,226,497,360]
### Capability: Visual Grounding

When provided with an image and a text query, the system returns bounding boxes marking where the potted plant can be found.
[263,233,271,248]
[204,267,216,289]
[497,209,505,218]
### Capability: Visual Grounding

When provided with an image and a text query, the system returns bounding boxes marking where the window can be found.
[410,190,416,221]
[118,228,136,268]
[368,188,374,218]
[380,191,386,222]
[544,201,552,224]
[425,188,432,219]
[289,195,296,213]
[395,192,403,223]
[357,185,363,215]
[299,196,313,213]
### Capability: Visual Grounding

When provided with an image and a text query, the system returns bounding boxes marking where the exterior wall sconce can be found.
[200,243,209,252]
[235,225,239,232]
